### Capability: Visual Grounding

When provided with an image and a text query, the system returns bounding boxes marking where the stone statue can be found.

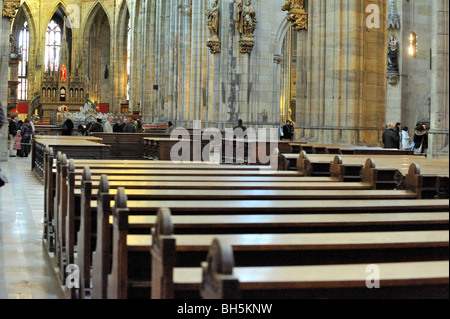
[205,0,220,38]
[388,35,399,70]
[236,0,244,36]
[282,0,305,11]
[281,0,308,30]
[242,0,257,37]
[206,0,221,54]
[236,0,257,53]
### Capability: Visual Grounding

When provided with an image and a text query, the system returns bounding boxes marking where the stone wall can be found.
[1,0,11,162]
[5,0,449,156]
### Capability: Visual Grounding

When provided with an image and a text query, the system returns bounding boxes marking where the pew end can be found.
[200,239,241,299]
[151,208,176,299]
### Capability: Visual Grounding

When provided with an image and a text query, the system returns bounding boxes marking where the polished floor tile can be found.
[0,156,64,299]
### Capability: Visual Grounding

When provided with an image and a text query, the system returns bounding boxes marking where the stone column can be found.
[1,3,11,162]
[429,0,449,158]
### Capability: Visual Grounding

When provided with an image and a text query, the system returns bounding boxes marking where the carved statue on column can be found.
[236,0,257,54]
[205,0,221,54]
[281,0,308,31]
[2,0,20,19]
[387,35,400,85]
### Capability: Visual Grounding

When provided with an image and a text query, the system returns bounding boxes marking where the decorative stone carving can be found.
[387,0,401,30]
[273,54,283,64]
[205,0,221,54]
[387,35,399,85]
[281,0,308,31]
[387,35,399,70]
[2,0,20,19]
[236,0,257,54]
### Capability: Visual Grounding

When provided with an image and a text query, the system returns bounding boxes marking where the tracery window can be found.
[45,20,62,72]
[18,21,30,101]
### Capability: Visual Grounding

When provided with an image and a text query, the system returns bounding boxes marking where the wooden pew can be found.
[295,151,449,194]
[221,139,292,165]
[43,149,334,260]
[104,196,449,299]
[405,163,450,199]
[198,239,449,299]
[33,138,110,180]
[88,184,449,299]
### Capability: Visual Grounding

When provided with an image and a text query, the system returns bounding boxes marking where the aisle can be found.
[0,156,64,299]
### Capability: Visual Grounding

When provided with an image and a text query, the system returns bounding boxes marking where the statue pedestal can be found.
[239,37,255,54]
[207,37,221,54]
[387,69,400,86]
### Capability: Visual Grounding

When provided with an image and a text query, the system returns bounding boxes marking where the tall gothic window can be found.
[18,21,30,101]
[45,20,62,72]
[126,18,131,101]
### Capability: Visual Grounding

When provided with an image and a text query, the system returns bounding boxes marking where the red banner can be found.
[98,103,110,113]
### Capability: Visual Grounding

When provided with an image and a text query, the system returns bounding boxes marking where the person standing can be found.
[8,114,18,157]
[104,116,114,133]
[401,127,411,150]
[20,119,33,158]
[62,119,74,136]
[413,123,429,156]
[123,117,136,133]
[89,119,104,133]
[282,120,294,141]
[394,122,401,149]
[382,122,399,149]
[233,119,248,139]
[113,118,124,132]
[165,121,174,134]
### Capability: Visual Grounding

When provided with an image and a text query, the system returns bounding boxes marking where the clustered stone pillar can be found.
[429,0,449,158]
[1,0,11,162]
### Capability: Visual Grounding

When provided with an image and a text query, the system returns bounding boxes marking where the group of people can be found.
[62,116,145,136]
[382,121,429,155]
[7,113,34,158]
[280,120,295,141]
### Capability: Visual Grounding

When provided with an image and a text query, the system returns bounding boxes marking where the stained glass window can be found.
[127,18,131,101]
[18,21,29,101]
[45,20,62,72]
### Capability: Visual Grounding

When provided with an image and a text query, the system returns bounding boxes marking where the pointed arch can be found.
[116,0,131,108]
[11,2,36,40]
[84,2,112,106]
[82,2,112,38]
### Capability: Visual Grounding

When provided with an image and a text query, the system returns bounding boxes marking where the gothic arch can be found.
[43,2,73,31]
[11,2,36,40]
[82,2,112,38]
[84,3,112,106]
[116,0,131,108]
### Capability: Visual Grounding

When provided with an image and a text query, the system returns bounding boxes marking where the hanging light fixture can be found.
[409,31,417,57]
[409,0,417,57]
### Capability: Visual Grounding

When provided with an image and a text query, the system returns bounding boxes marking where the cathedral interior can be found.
[0,0,448,302]
[0,0,448,159]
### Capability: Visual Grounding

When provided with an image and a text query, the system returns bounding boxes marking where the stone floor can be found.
[0,156,64,299]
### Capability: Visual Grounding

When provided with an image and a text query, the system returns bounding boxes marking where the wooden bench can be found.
[221,139,292,165]
[293,152,449,194]
[143,137,211,161]
[103,196,448,299]
[87,186,449,299]
[33,138,110,180]
[63,169,388,296]
[198,239,449,299]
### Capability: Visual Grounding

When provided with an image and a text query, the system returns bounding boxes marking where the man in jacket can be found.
[123,117,136,133]
[89,119,104,133]
[8,114,18,157]
[382,122,400,149]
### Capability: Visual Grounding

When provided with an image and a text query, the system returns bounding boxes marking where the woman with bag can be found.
[21,118,34,157]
